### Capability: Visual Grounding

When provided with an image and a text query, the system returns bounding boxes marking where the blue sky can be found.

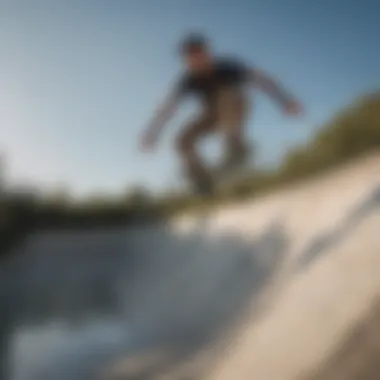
[0,0,379,197]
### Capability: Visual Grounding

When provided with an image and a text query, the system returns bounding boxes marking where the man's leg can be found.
[216,88,251,174]
[176,113,216,194]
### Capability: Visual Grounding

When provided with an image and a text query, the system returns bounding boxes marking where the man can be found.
[141,33,303,195]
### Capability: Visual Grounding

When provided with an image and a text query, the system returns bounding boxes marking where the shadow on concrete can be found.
[307,297,380,380]
[296,185,380,272]
[0,216,288,380]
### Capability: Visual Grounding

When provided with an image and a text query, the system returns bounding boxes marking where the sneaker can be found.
[191,174,214,197]
[185,166,215,197]
[216,142,252,178]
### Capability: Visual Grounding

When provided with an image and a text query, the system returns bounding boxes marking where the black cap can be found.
[179,33,208,54]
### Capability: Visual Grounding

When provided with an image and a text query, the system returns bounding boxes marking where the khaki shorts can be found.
[176,87,250,151]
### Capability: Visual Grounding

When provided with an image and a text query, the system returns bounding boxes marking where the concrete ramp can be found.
[2,153,380,380]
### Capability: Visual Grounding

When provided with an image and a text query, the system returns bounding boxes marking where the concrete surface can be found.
[1,152,380,380]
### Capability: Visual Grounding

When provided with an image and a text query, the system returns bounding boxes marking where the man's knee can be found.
[175,123,202,156]
[176,114,215,157]
[175,132,195,157]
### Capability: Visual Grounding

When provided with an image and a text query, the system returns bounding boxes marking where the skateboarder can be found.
[141,33,303,194]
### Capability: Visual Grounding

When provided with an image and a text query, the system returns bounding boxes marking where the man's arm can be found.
[148,90,181,134]
[141,88,182,150]
[248,68,302,114]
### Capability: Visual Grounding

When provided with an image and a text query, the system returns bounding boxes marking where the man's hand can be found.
[284,100,303,116]
[140,128,159,152]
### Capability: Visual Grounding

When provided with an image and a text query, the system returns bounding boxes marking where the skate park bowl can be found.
[1,152,380,380]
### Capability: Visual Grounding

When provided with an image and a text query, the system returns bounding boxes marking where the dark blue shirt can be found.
[175,57,251,104]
